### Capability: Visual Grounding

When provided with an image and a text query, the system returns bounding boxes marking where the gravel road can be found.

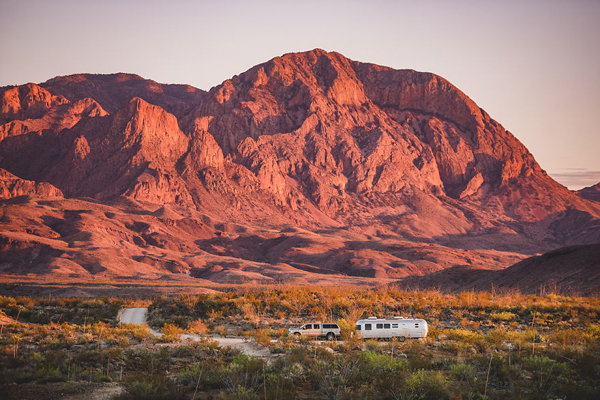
[120,308,148,325]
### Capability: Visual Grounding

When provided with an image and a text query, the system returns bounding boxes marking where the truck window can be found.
[365,324,372,330]
[303,324,311,329]
[314,324,320,329]
[355,325,361,330]
[384,323,390,329]
[376,323,383,329]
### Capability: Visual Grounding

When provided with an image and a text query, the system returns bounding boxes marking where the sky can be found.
[1,0,599,189]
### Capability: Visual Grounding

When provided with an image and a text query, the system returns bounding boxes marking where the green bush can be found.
[404,369,448,399]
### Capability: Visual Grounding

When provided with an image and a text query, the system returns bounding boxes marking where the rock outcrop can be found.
[41,73,206,118]
[0,169,63,199]
[1,83,68,123]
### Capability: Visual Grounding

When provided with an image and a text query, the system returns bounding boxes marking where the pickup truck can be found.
[288,323,341,340]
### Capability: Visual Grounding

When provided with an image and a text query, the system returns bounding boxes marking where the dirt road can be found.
[120,307,148,325]
[119,307,270,357]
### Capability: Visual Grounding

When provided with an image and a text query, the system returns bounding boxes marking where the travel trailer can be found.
[354,317,428,340]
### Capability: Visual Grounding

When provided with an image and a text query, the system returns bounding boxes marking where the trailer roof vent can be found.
[392,316,405,319]
[367,317,378,320]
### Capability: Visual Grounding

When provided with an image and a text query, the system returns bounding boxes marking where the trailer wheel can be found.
[399,336,406,342]
[326,332,335,341]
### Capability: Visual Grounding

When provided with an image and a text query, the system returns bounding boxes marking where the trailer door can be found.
[400,322,409,338]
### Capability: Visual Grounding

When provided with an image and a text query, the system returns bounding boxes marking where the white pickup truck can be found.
[288,322,341,340]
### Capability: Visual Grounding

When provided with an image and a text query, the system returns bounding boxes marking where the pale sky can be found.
[1,0,599,189]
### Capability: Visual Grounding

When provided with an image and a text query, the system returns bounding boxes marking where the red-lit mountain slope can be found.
[0,50,598,284]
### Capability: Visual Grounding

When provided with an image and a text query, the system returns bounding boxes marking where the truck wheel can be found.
[326,332,334,341]
[294,332,301,339]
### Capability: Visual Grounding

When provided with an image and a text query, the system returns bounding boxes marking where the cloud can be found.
[549,169,600,190]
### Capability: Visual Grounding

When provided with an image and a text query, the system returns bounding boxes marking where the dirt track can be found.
[120,307,271,357]
[120,307,148,325]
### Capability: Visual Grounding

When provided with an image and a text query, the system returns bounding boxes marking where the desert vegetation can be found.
[1,286,599,399]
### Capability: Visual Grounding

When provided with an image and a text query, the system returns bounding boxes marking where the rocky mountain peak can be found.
[1,83,68,123]
[41,73,206,118]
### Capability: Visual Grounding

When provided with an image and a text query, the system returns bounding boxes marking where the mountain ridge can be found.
[0,49,598,287]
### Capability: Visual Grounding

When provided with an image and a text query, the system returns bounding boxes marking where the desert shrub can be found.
[177,363,203,387]
[404,341,435,371]
[548,328,585,350]
[446,328,480,342]
[519,355,569,398]
[450,362,476,385]
[117,373,187,400]
[73,349,102,365]
[222,354,265,396]
[485,327,515,349]
[35,367,67,383]
[491,311,516,322]
[307,356,360,399]
[582,324,600,348]
[272,327,288,339]
[288,345,312,365]
[404,369,448,399]
[214,324,228,336]
[186,318,208,334]
[361,350,407,374]
[160,323,183,341]
[364,339,381,353]
[252,328,271,347]
[336,317,354,342]
[124,323,152,341]
[207,309,224,321]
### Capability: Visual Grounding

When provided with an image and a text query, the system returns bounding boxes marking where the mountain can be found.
[402,243,600,295]
[578,182,600,203]
[1,49,599,286]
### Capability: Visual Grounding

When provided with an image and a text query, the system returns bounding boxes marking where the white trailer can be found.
[355,317,428,340]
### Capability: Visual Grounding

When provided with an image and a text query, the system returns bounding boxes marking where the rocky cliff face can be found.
[0,169,63,198]
[0,49,599,282]
[1,83,69,123]
[180,49,599,234]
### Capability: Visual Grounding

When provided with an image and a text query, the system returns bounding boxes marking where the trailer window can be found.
[415,324,419,328]
[392,324,398,328]
[376,324,383,329]
[365,324,372,330]
[384,323,390,329]
[355,325,361,330]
